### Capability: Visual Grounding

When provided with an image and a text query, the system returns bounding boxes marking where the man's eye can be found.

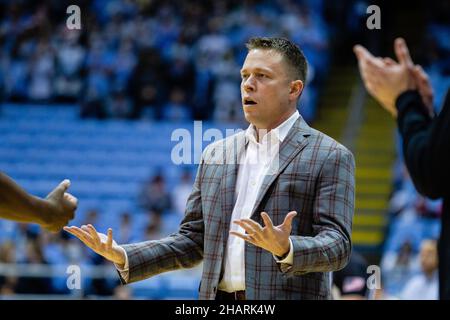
[256,73,266,78]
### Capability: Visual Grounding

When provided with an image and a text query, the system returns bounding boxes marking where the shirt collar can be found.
[245,110,300,144]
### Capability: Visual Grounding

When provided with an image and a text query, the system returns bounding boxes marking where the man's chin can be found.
[243,112,255,123]
[243,113,264,127]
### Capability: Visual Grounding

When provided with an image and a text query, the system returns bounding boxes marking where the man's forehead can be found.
[241,48,285,72]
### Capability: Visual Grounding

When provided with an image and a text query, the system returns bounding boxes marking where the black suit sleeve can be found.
[396,90,450,199]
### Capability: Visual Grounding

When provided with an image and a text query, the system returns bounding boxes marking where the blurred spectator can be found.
[15,239,53,294]
[116,211,133,244]
[84,209,99,226]
[0,241,17,295]
[381,240,420,296]
[128,47,168,119]
[173,169,194,217]
[28,39,55,103]
[139,173,173,231]
[107,89,132,118]
[162,87,191,121]
[53,29,85,103]
[113,284,132,300]
[399,239,439,300]
[143,216,164,240]
[80,85,108,119]
[333,251,370,300]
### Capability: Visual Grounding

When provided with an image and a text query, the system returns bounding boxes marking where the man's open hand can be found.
[230,211,297,257]
[64,224,126,267]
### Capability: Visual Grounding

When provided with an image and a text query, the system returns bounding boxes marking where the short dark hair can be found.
[245,37,308,83]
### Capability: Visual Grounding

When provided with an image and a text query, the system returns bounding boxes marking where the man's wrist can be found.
[113,246,127,268]
[275,245,290,259]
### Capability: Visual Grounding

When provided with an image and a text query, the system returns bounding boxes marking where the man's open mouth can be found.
[243,98,257,105]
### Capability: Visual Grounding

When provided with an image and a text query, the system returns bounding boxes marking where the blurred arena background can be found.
[0,0,449,300]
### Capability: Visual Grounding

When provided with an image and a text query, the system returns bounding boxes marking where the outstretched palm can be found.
[64,224,126,267]
[230,211,297,257]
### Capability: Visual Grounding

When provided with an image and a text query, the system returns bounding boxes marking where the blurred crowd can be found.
[0,168,194,298]
[0,0,331,123]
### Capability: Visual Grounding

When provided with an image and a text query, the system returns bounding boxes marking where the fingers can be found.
[64,193,78,208]
[353,44,374,61]
[233,219,263,240]
[383,57,396,66]
[240,219,263,232]
[412,65,434,112]
[87,224,101,244]
[229,231,257,246]
[64,226,94,248]
[364,55,386,73]
[413,65,433,96]
[356,53,385,84]
[394,37,413,67]
[281,211,297,231]
[260,212,274,229]
[413,65,430,84]
[107,228,113,248]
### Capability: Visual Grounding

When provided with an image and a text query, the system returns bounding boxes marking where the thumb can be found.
[282,211,297,230]
[52,179,71,197]
[58,179,71,192]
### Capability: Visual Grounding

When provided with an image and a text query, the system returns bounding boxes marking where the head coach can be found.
[66,37,355,300]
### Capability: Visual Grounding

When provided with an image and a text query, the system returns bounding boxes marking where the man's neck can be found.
[254,109,296,142]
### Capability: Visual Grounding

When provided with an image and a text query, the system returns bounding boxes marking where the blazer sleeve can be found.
[395,90,450,199]
[284,146,355,275]
[119,157,206,284]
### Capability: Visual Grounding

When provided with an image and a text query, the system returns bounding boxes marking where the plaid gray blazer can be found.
[120,116,355,299]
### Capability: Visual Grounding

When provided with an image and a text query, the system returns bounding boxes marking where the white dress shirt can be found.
[117,111,300,287]
[218,110,299,292]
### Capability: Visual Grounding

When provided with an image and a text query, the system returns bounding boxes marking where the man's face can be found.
[420,241,438,274]
[240,49,295,130]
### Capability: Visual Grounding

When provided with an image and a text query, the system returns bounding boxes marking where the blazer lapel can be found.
[219,132,247,251]
[250,117,311,219]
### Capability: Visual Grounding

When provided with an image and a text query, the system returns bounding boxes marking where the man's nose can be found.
[243,76,256,92]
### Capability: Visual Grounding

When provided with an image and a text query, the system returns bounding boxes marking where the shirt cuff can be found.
[114,246,129,282]
[273,238,294,265]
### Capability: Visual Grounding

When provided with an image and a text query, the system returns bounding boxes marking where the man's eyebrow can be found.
[240,67,274,74]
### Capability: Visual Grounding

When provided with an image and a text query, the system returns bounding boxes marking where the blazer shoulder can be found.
[308,127,354,159]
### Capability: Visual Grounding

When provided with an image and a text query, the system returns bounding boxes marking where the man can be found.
[0,172,78,232]
[400,239,439,300]
[354,37,449,299]
[65,37,355,300]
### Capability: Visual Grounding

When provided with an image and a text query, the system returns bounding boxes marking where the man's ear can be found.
[289,80,304,100]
